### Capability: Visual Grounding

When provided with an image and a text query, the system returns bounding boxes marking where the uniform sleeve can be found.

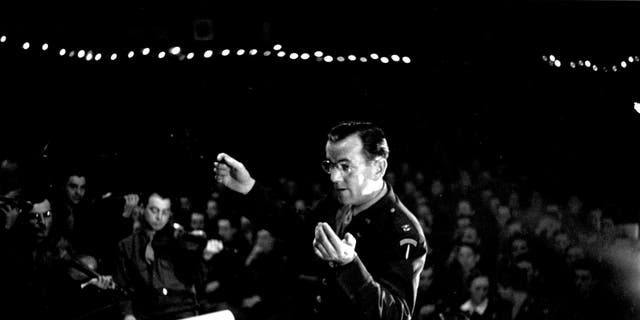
[334,216,427,320]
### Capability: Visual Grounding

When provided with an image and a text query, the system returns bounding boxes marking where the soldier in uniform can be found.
[214,121,428,320]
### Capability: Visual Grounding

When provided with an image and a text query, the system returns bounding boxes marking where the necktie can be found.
[335,205,353,238]
[145,233,155,265]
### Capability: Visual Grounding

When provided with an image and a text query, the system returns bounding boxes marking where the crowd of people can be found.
[1,122,639,320]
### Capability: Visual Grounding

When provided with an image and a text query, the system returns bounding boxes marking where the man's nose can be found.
[329,168,343,183]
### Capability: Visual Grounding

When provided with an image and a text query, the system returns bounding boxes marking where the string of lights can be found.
[542,54,639,72]
[0,33,412,65]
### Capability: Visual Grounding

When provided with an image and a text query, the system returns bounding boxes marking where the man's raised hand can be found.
[213,153,256,195]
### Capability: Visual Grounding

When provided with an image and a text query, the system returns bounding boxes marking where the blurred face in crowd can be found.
[566,245,585,265]
[587,209,602,231]
[457,244,479,272]
[536,216,561,239]
[28,199,53,240]
[567,195,583,215]
[554,232,571,253]
[511,238,529,259]
[419,266,434,291]
[430,179,443,196]
[190,212,205,231]
[206,199,219,220]
[179,196,192,212]
[255,229,275,253]
[457,200,473,217]
[416,204,433,236]
[469,275,490,306]
[218,218,236,242]
[65,175,86,205]
[456,217,472,230]
[481,189,493,204]
[325,134,386,206]
[459,171,472,188]
[602,217,615,236]
[144,193,171,231]
[403,181,417,197]
[496,205,511,227]
[497,284,512,301]
[506,221,523,238]
[461,226,480,245]
[488,197,500,214]
[516,260,536,283]
[574,268,595,296]
[508,192,520,210]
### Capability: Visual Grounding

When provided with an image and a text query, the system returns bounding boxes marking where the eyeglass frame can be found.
[321,159,355,176]
[321,156,385,176]
[28,210,53,220]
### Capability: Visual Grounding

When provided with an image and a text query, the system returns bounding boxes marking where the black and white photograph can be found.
[1,1,639,319]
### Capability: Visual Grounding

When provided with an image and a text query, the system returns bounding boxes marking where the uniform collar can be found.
[351,181,388,217]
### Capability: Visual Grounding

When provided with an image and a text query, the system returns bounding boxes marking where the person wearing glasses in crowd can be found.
[2,190,118,319]
[214,121,428,320]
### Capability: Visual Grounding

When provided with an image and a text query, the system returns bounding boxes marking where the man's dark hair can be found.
[466,269,490,290]
[140,190,174,208]
[59,165,89,186]
[327,121,389,161]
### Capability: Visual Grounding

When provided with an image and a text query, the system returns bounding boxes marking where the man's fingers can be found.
[344,232,357,247]
[321,223,343,250]
[216,153,228,162]
[214,163,230,174]
[214,164,230,182]
[314,238,330,258]
[313,227,332,259]
[316,224,338,257]
[216,153,242,169]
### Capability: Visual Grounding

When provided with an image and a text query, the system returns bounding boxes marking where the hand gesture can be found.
[313,222,357,266]
[123,194,140,218]
[1,202,19,230]
[213,153,255,195]
[203,239,224,260]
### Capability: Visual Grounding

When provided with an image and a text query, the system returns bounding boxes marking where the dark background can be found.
[1,0,639,218]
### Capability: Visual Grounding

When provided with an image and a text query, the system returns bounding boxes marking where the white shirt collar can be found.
[460,298,488,315]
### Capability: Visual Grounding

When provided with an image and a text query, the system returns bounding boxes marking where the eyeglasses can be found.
[321,160,354,176]
[30,210,52,219]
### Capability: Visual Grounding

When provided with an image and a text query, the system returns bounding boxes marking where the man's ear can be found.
[374,158,388,180]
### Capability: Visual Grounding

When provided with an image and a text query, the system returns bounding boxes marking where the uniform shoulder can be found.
[383,201,428,260]
[386,200,425,242]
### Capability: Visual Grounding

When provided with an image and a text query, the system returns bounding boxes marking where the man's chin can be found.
[335,193,353,205]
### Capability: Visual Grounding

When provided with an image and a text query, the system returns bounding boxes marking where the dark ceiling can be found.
[1,0,640,216]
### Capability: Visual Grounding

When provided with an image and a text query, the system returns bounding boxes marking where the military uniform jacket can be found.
[245,182,428,320]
